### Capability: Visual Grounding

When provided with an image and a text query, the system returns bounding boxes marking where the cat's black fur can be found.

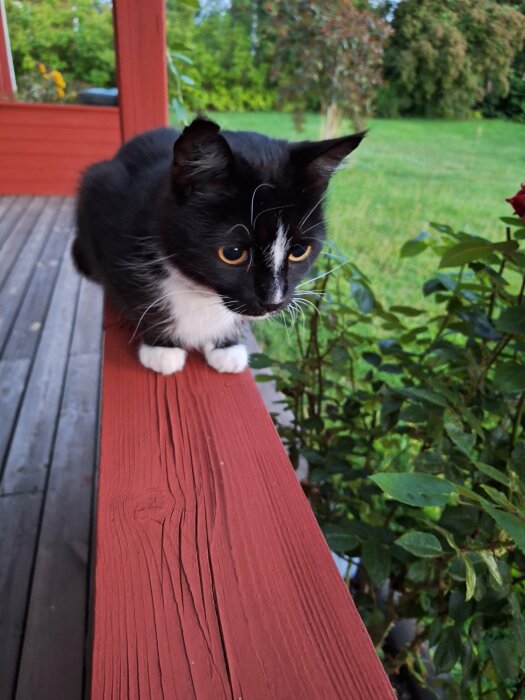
[73,118,364,373]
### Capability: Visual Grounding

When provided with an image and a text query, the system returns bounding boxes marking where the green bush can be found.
[252,209,525,696]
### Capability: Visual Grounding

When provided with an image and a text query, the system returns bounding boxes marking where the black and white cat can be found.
[73,118,364,374]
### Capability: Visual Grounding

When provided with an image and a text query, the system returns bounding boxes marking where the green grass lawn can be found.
[170,111,524,308]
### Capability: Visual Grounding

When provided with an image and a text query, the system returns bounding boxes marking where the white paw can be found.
[138,344,187,375]
[205,344,248,374]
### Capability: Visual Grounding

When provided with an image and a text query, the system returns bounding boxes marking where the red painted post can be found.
[112,0,169,142]
[0,0,16,100]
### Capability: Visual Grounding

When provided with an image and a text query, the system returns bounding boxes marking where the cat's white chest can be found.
[160,267,242,349]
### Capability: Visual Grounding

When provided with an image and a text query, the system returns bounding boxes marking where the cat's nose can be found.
[259,300,282,312]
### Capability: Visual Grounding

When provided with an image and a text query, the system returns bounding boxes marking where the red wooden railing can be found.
[90,309,395,699]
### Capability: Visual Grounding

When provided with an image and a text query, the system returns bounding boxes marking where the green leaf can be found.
[362,351,382,367]
[481,485,514,510]
[400,239,427,258]
[479,551,503,587]
[322,525,359,553]
[362,539,391,585]
[180,74,196,86]
[170,50,193,64]
[493,361,525,392]
[170,97,187,124]
[438,239,518,268]
[500,216,524,227]
[430,222,454,235]
[474,461,510,487]
[249,353,275,369]
[489,637,520,681]
[483,503,525,553]
[350,280,374,314]
[433,627,462,673]
[389,305,425,317]
[395,531,443,557]
[462,554,476,601]
[494,305,525,334]
[370,473,456,507]
[397,387,448,407]
[444,421,475,458]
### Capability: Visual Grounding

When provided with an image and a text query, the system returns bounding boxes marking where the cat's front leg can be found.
[204,340,248,374]
[138,334,187,375]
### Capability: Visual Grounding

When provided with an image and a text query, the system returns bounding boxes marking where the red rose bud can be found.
[506,183,525,223]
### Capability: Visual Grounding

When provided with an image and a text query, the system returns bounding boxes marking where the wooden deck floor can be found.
[0,196,103,700]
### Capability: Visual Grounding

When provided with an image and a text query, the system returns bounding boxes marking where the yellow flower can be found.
[56,86,65,99]
[50,70,66,89]
[37,62,46,74]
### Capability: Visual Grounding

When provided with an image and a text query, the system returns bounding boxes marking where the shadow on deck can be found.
[0,196,102,699]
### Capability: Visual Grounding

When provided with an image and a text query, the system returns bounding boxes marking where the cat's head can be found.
[160,118,365,318]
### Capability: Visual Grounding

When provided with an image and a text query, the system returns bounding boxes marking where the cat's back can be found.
[114,127,179,177]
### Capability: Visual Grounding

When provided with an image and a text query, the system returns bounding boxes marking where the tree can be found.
[381,0,525,118]
[167,0,275,116]
[264,0,392,135]
[5,0,115,90]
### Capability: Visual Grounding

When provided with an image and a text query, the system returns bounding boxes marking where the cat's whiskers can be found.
[225,223,252,239]
[299,190,329,230]
[294,296,321,318]
[296,260,350,289]
[253,202,297,228]
[295,289,326,299]
[116,253,178,271]
[250,182,275,227]
[130,288,224,342]
[300,214,346,237]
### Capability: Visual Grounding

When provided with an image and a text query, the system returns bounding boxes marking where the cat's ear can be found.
[289,132,366,189]
[172,118,234,190]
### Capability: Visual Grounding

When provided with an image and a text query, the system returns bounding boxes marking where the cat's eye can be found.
[218,245,249,265]
[288,243,312,262]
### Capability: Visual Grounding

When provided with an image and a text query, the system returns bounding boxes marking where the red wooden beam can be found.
[112,0,168,141]
[0,0,16,100]
[90,307,395,699]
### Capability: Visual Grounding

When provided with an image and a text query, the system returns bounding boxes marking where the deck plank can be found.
[1,248,81,495]
[0,198,46,285]
[0,492,41,700]
[0,197,31,246]
[0,198,62,351]
[0,196,104,700]
[0,359,31,467]
[0,196,15,222]
[2,199,74,361]
[15,353,101,700]
[70,278,104,356]
[90,311,394,700]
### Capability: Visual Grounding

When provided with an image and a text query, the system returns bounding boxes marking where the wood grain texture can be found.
[3,199,73,360]
[113,0,168,141]
[91,307,395,700]
[0,102,120,195]
[16,353,101,700]
[0,196,104,699]
[1,242,81,495]
[0,197,61,348]
[0,492,41,700]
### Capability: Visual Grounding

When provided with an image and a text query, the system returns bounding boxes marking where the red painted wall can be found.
[0,102,121,195]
